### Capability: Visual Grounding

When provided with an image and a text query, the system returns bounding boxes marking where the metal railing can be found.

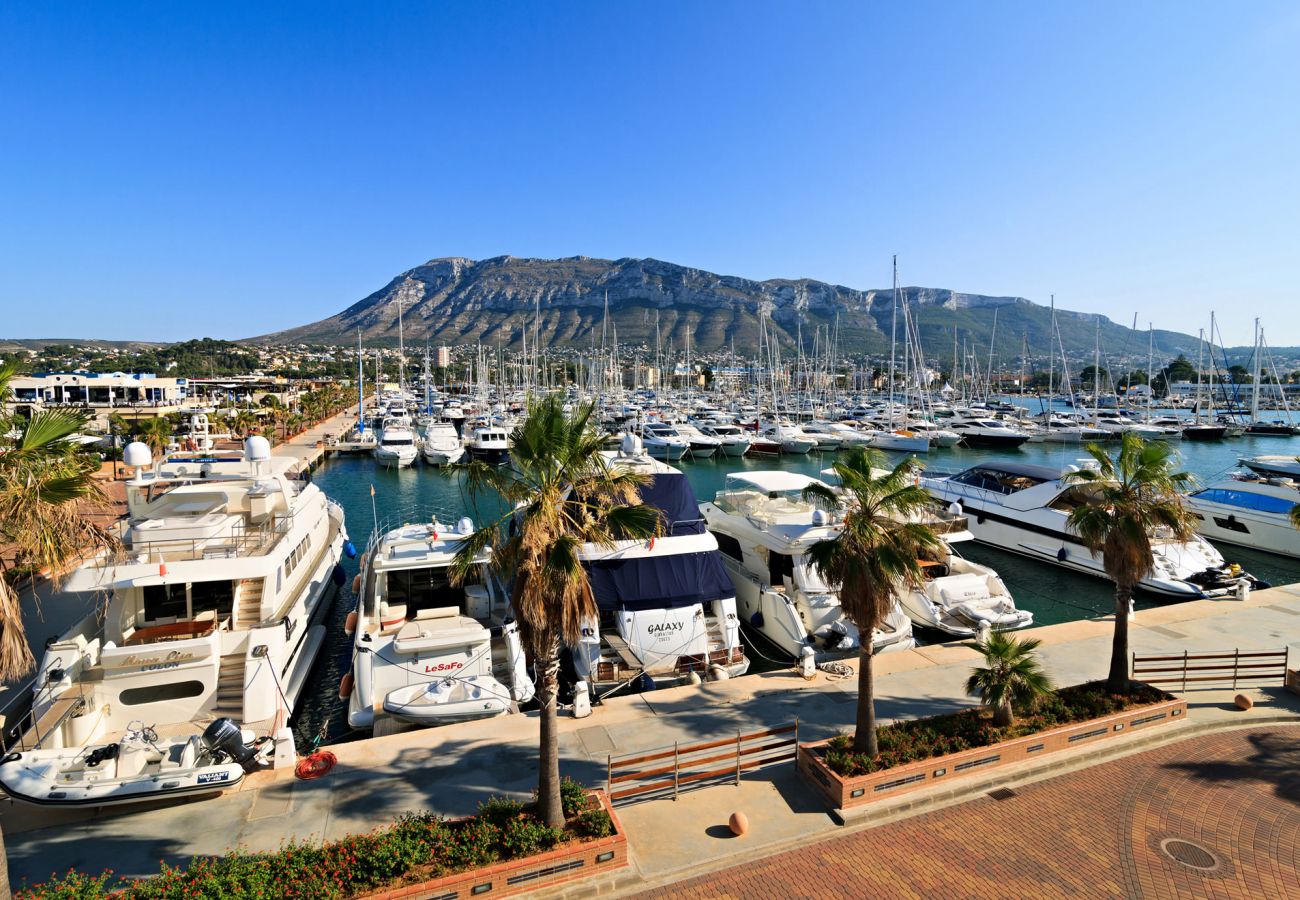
[1132,647,1290,691]
[108,514,295,565]
[606,721,799,807]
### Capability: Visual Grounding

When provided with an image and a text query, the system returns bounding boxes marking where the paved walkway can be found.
[634,725,1300,899]
[6,574,1300,887]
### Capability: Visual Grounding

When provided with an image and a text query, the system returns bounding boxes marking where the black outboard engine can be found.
[202,717,268,773]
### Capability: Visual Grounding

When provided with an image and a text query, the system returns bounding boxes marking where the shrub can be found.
[501,817,564,857]
[573,808,614,839]
[560,775,589,818]
[478,795,526,828]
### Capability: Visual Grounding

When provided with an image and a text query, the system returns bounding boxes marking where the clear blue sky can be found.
[2,2,1297,345]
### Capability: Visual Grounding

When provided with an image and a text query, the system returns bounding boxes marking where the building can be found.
[6,371,186,409]
[435,346,451,368]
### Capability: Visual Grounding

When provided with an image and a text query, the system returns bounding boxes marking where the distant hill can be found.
[249,256,1203,362]
[0,338,166,352]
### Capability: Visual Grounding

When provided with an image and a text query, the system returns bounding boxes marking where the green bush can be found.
[823,681,1173,777]
[560,775,589,818]
[573,808,614,839]
[17,784,614,899]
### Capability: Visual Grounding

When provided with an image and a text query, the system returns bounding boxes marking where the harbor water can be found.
[296,418,1300,745]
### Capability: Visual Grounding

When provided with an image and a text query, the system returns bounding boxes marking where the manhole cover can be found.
[1160,838,1220,871]
[987,788,1017,801]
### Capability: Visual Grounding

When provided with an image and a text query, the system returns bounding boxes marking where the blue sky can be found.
[2,2,1297,345]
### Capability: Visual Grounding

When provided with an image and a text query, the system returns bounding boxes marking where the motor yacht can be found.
[865,428,930,453]
[672,422,722,459]
[948,417,1030,449]
[1238,455,1300,479]
[1038,415,1109,443]
[904,420,961,448]
[466,424,512,465]
[700,471,914,660]
[421,421,466,466]
[346,515,532,733]
[698,422,752,457]
[25,439,348,764]
[923,461,1263,599]
[570,438,748,691]
[373,416,419,468]
[760,422,816,454]
[637,422,690,460]
[1187,473,1300,558]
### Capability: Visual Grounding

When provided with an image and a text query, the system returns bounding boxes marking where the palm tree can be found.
[965,632,1054,727]
[802,449,943,755]
[1063,432,1194,694]
[449,395,658,827]
[135,415,174,456]
[0,362,114,898]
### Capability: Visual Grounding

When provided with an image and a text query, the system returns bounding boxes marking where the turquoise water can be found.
[296,417,1300,743]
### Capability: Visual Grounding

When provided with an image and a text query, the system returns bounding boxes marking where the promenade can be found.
[5,574,1299,890]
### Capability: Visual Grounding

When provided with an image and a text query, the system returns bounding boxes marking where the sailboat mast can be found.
[357,331,365,435]
[1250,317,1262,423]
[888,255,898,426]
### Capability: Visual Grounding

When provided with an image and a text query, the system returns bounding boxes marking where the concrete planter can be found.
[1286,668,1300,697]
[798,696,1187,812]
[362,791,627,900]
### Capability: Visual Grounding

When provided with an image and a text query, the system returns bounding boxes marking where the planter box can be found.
[798,696,1187,812]
[363,791,627,900]
[1286,668,1300,698]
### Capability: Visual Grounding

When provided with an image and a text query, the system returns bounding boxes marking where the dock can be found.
[4,580,1299,887]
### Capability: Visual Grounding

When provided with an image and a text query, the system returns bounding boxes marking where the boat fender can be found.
[1057,547,1069,562]
[344,610,358,634]
[1,752,20,765]
[749,611,764,629]
[331,564,346,587]
[339,672,354,700]
[343,540,357,559]
[351,574,362,594]
[636,672,655,693]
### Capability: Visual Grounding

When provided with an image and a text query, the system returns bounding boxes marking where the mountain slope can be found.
[250,255,1203,361]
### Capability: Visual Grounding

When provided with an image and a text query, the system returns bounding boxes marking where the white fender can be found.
[503,621,535,703]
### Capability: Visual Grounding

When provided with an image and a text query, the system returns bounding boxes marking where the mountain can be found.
[251,255,1203,363]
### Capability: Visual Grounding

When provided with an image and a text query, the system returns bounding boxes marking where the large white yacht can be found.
[466,423,512,465]
[346,516,532,734]
[421,421,466,466]
[948,417,1031,449]
[1239,455,1300,480]
[373,415,419,468]
[570,439,749,692]
[1187,472,1300,559]
[697,422,752,457]
[28,438,347,759]
[700,471,914,660]
[637,422,690,460]
[923,461,1262,599]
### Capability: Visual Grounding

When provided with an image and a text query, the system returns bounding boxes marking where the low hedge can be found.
[824,682,1171,777]
[18,778,613,900]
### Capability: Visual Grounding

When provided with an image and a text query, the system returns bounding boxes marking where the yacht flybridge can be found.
[923,461,1263,599]
[700,471,915,660]
[25,438,348,768]
[570,438,749,692]
[347,515,532,734]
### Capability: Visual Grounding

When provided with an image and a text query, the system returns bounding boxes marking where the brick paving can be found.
[635,726,1300,899]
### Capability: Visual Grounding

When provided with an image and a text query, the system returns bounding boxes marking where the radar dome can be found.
[621,433,644,456]
[457,517,475,534]
[123,442,153,469]
[244,435,272,462]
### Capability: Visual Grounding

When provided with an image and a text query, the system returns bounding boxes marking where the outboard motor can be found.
[201,717,268,773]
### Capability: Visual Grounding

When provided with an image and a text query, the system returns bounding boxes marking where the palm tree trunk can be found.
[852,639,878,755]
[994,700,1014,727]
[1108,585,1132,693]
[536,638,565,829]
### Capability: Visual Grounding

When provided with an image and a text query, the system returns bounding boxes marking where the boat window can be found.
[950,468,1046,494]
[142,583,188,621]
[190,580,234,621]
[1192,488,1296,515]
[386,566,475,614]
[1047,486,1095,513]
[120,680,206,705]
[714,532,744,561]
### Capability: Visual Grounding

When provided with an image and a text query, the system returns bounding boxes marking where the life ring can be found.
[338,672,354,700]
[295,750,337,780]
[344,610,358,635]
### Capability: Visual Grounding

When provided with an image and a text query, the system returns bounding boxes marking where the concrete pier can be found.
[5,578,1298,887]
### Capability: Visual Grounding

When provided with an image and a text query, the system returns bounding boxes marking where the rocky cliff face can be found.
[252,255,1199,359]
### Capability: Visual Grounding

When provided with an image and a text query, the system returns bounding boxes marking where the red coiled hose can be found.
[295,749,337,779]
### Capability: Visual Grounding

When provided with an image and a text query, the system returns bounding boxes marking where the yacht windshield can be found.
[951,466,1051,494]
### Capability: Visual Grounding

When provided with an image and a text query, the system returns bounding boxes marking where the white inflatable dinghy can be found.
[0,718,268,809]
[383,676,511,726]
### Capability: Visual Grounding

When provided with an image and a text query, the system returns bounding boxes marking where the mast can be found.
[397,292,406,393]
[357,331,365,435]
[888,255,898,427]
[1250,317,1262,423]
[1046,294,1055,417]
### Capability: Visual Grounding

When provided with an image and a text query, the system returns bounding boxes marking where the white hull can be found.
[422,445,467,466]
[374,446,418,468]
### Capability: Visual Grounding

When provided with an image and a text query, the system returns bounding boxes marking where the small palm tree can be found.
[803,449,943,755]
[449,395,659,828]
[135,415,174,456]
[965,632,1054,727]
[1063,432,1194,694]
